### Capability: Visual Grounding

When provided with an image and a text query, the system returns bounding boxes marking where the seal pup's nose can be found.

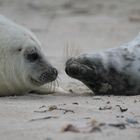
[65,58,78,76]
[39,67,58,83]
[65,63,80,76]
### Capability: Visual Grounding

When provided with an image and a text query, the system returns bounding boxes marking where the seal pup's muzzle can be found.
[65,55,103,93]
[39,67,58,84]
[65,57,95,80]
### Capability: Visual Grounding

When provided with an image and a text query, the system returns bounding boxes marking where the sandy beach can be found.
[0,0,140,140]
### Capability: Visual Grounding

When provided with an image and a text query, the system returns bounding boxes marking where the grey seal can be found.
[0,15,60,96]
[65,34,140,95]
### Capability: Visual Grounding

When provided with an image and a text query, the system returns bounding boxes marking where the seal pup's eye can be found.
[18,48,22,52]
[14,47,22,52]
[26,52,40,62]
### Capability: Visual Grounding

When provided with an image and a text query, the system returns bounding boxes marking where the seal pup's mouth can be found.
[30,77,43,86]
[30,67,58,86]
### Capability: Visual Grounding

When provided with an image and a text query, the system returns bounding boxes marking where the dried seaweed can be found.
[116,105,128,112]
[30,116,58,122]
[99,106,112,110]
[34,105,75,114]
[109,123,126,129]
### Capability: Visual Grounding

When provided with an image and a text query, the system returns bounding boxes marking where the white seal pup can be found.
[0,15,63,96]
[65,34,140,95]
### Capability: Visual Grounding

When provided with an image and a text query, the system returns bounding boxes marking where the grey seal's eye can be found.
[26,52,40,62]
[18,48,22,52]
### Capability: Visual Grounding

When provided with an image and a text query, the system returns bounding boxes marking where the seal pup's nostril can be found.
[52,68,58,77]
[50,68,58,82]
[65,67,69,75]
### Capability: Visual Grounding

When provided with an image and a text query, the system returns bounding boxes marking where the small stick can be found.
[30,116,58,122]
[116,105,128,112]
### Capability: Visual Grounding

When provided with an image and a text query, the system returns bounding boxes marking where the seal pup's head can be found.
[0,15,58,96]
[65,54,106,93]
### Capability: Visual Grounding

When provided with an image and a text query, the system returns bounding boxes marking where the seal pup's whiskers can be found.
[63,42,81,62]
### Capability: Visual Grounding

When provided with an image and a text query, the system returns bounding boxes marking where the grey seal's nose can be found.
[65,63,80,76]
[65,57,96,81]
[39,67,58,83]
[65,58,80,76]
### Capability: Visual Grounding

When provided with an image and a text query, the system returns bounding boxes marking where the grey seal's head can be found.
[65,54,104,94]
[0,15,58,96]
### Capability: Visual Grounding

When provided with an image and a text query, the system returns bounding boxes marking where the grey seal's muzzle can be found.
[65,56,111,94]
[30,66,58,86]
[39,67,58,83]
[65,57,96,83]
